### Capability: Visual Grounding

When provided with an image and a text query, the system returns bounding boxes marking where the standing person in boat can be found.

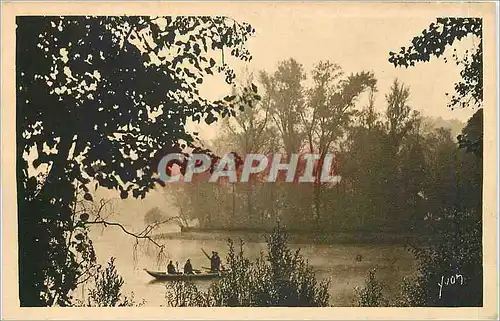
[210,251,218,272]
[167,260,176,274]
[213,252,222,272]
[201,248,224,272]
[201,249,214,271]
[183,259,194,274]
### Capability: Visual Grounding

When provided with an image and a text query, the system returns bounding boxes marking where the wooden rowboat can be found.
[144,269,226,281]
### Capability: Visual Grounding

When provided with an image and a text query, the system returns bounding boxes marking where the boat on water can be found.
[144,269,226,281]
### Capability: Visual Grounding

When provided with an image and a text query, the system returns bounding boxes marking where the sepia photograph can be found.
[1,1,498,319]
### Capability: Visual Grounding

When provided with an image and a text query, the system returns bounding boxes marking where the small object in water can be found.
[355,254,363,262]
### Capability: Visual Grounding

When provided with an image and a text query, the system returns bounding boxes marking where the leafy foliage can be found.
[170,58,379,230]
[168,58,481,236]
[457,108,483,157]
[165,224,330,307]
[388,18,483,158]
[360,208,482,307]
[76,257,145,307]
[17,183,98,306]
[261,58,307,154]
[392,276,422,307]
[18,15,258,199]
[218,70,278,155]
[406,208,482,307]
[354,268,388,307]
[144,207,167,225]
[389,18,482,110]
[164,280,209,307]
[387,17,483,307]
[385,79,420,154]
[260,224,330,306]
[17,15,257,306]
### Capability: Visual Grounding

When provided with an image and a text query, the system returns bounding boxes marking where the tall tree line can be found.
[169,58,480,236]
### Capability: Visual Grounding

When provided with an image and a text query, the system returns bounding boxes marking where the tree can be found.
[420,127,457,218]
[389,18,482,110]
[457,108,483,157]
[144,207,167,225]
[388,17,483,307]
[302,61,376,224]
[304,62,376,157]
[381,80,421,227]
[398,123,427,229]
[258,60,307,228]
[384,79,420,157]
[339,96,391,229]
[218,71,279,227]
[168,59,376,231]
[388,17,483,157]
[76,257,144,307]
[17,16,258,306]
[354,268,388,307]
[262,58,306,154]
[220,71,277,155]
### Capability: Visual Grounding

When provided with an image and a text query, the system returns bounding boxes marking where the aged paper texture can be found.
[1,1,498,319]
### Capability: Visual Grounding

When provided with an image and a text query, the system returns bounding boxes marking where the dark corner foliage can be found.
[16,15,258,306]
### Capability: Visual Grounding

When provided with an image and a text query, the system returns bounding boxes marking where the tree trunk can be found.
[314,185,321,227]
[246,188,253,227]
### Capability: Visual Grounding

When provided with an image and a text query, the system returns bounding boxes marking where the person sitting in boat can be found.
[167,260,176,274]
[183,259,194,274]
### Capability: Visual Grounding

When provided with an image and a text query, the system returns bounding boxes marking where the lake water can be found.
[87,227,418,307]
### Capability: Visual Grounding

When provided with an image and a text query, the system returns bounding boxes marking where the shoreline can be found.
[152,228,434,245]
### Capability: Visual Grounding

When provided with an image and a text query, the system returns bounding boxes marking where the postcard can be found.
[1,1,498,319]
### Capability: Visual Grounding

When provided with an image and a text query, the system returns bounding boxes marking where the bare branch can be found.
[85,219,165,249]
[75,267,96,286]
[84,216,183,251]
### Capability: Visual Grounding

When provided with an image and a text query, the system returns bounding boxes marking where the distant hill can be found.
[421,116,464,140]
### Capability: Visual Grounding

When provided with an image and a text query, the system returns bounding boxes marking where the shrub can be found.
[75,257,145,307]
[354,268,388,307]
[354,208,482,307]
[164,281,208,307]
[405,208,482,306]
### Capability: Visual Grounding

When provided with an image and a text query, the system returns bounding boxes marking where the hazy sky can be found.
[191,4,479,141]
